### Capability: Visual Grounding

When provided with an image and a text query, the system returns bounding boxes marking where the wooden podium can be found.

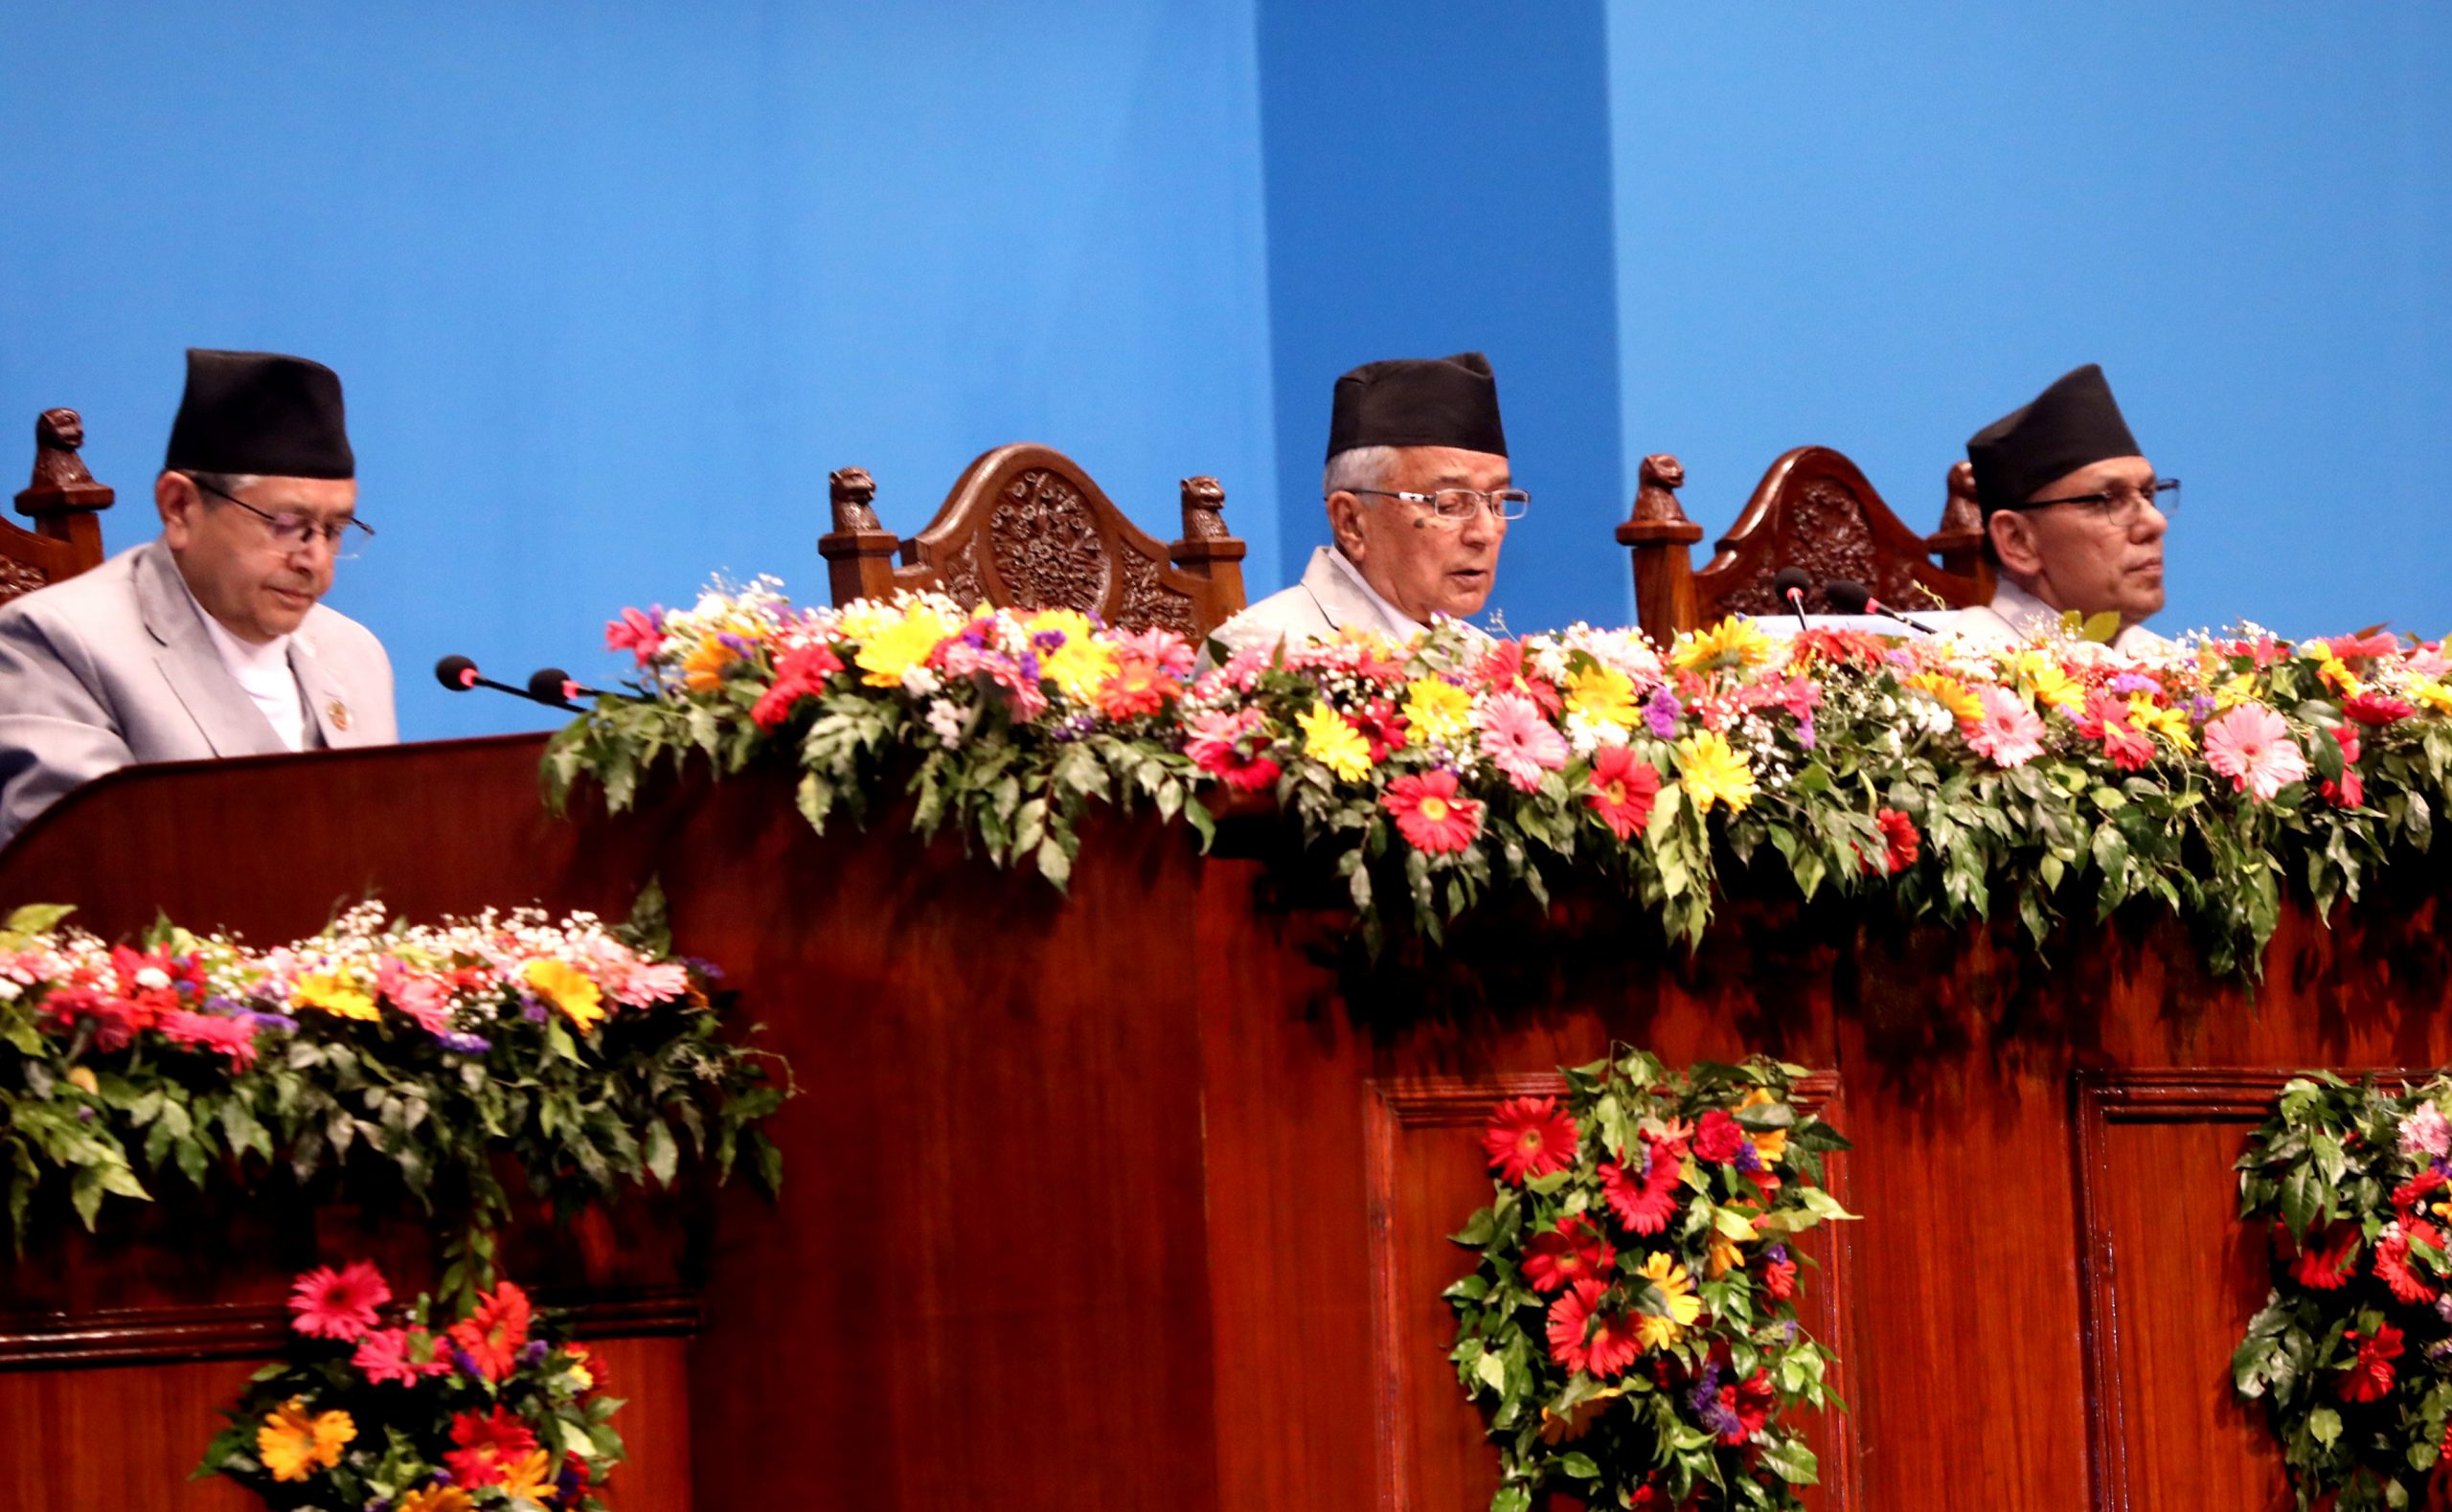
[4,733,2447,1509]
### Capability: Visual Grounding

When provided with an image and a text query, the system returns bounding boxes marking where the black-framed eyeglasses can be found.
[2007,477,2180,524]
[190,477,375,559]
[1348,486,1530,526]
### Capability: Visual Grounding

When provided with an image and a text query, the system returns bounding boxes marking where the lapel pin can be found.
[328,700,352,732]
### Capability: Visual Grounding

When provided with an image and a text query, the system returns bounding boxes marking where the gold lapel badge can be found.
[328,700,352,733]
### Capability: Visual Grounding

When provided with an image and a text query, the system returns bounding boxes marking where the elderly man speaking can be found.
[1213,351,1520,656]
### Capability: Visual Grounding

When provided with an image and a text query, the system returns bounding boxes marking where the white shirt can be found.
[1319,546,1426,641]
[180,576,307,752]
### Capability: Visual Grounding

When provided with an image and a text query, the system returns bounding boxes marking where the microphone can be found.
[1772,567,1813,633]
[526,667,606,710]
[1823,579,1938,635]
[434,654,569,710]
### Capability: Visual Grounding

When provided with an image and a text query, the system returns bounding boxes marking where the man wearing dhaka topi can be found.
[1957,363,2175,655]
[0,349,397,846]
[1211,350,1521,656]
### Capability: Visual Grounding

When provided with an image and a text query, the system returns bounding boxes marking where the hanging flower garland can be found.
[196,1259,621,1510]
[0,898,784,1292]
[553,579,2452,977]
[1445,1049,1852,1512]
[2236,1073,2452,1509]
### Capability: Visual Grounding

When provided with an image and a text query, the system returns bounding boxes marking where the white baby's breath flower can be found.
[901,666,943,698]
[0,979,18,1002]
[134,966,171,990]
[926,699,967,747]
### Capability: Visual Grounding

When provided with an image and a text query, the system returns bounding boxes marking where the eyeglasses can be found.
[1348,486,1530,526]
[2009,477,2180,526]
[190,477,375,559]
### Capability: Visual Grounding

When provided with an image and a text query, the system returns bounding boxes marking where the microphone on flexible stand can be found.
[434,655,572,710]
[1823,579,1939,635]
[526,667,606,710]
[1771,567,1814,634]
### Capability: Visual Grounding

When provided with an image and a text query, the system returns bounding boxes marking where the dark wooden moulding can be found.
[2,734,2443,1510]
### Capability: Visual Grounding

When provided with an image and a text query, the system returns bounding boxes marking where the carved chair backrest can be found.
[819,443,1248,641]
[1620,445,1990,645]
[4,409,115,610]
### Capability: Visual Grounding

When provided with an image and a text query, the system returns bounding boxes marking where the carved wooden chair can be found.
[818,443,1247,640]
[3,409,114,609]
[1619,445,1991,645]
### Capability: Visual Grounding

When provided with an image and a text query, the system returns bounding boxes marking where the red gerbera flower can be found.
[1719,1369,1776,1443]
[444,1406,540,1488]
[1092,655,1181,721]
[1600,1134,1687,1235]
[1184,708,1282,793]
[1692,1110,1747,1164]
[2346,692,2417,727]
[288,1260,392,1343]
[2318,725,2364,807]
[1482,1095,1578,1184]
[1349,698,1411,762]
[1523,1215,1620,1295]
[1545,1278,1645,1378]
[2337,1322,2405,1404]
[2290,1222,2361,1291]
[1385,770,1484,854]
[2078,692,2155,772]
[1585,746,1661,841]
[447,1280,534,1382]
[1760,1255,1799,1301]
[2395,1168,2449,1218]
[750,643,847,730]
[2377,1223,2443,1305]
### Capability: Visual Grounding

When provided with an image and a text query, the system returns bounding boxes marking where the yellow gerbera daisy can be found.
[1029,609,1121,703]
[499,1449,556,1501]
[2127,692,2195,754]
[2410,677,2452,717]
[1564,663,1641,732]
[1737,1088,1787,1164]
[1706,1232,1744,1279]
[2214,671,2259,711]
[1401,677,1473,747]
[681,637,738,692]
[522,958,605,1032]
[1669,617,1776,675]
[2012,652,2084,715]
[257,1397,355,1483]
[1298,703,1374,782]
[1631,1250,1704,1351]
[1674,730,1757,814]
[1903,672,1983,726]
[397,1488,476,1512]
[854,605,960,688]
[2309,647,2363,697]
[292,972,378,1022]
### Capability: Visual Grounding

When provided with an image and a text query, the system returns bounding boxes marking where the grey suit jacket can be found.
[1209,546,1421,659]
[0,539,397,845]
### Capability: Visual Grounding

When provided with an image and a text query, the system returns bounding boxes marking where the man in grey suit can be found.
[1211,351,1522,657]
[0,349,397,846]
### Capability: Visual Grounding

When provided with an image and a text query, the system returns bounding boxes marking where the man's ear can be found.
[1327,491,1370,561]
[155,471,201,549]
[1987,510,2044,578]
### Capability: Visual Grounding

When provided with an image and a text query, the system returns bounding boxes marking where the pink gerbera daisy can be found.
[1478,691,1569,792]
[352,1325,452,1386]
[1964,686,2046,768]
[2203,703,2309,801]
[1383,770,1484,853]
[157,1008,260,1070]
[289,1260,393,1342]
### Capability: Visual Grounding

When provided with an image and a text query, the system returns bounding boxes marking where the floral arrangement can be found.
[0,898,783,1287]
[2236,1073,2452,1509]
[196,1258,620,1509]
[1444,1049,1851,1512]
[550,579,2452,974]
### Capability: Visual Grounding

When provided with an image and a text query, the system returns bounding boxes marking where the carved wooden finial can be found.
[16,408,114,519]
[1632,453,1691,526]
[829,466,881,533]
[1178,475,1228,540]
[1940,460,1982,534]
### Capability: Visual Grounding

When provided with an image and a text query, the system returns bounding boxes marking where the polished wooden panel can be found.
[7,740,2450,1509]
